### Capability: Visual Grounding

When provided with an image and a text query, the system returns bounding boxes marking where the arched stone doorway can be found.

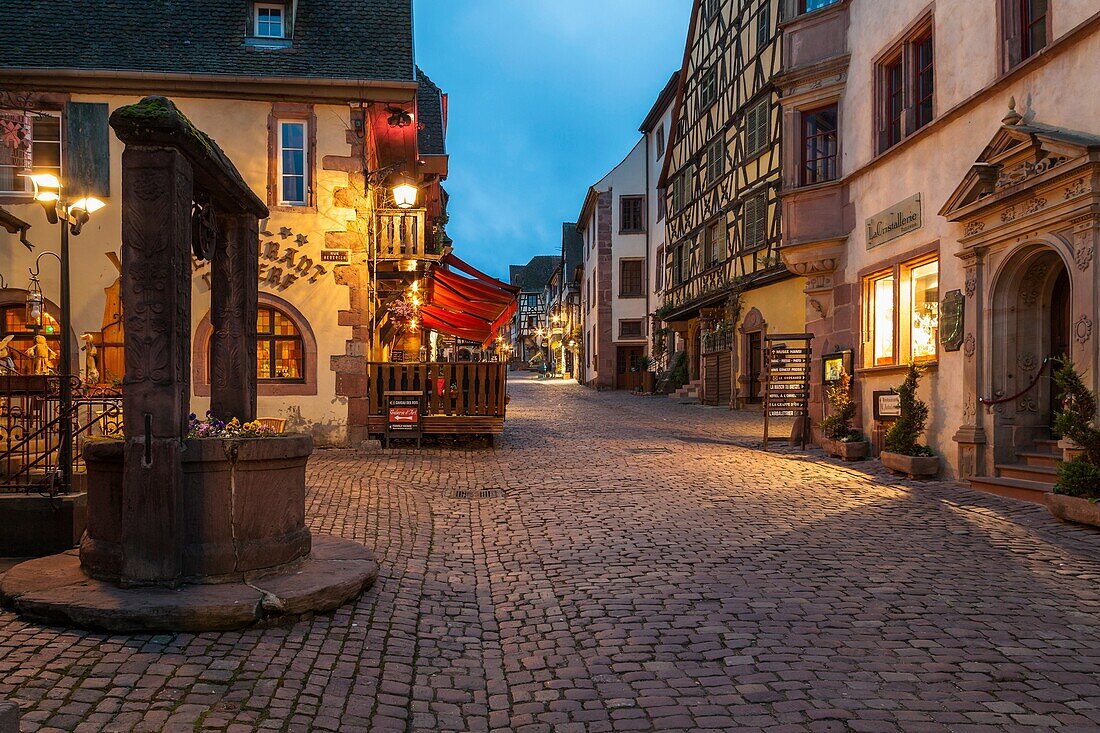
[988,244,1071,465]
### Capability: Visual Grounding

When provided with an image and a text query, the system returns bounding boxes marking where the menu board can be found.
[763,334,813,450]
[385,391,423,448]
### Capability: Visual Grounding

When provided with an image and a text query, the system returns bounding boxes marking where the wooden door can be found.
[747,332,764,403]
[616,346,644,390]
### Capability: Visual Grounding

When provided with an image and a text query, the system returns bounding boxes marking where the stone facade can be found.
[778,0,1100,478]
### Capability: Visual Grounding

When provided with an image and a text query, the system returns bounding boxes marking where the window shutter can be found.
[64,102,111,198]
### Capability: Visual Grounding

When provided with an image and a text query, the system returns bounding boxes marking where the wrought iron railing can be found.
[0,375,123,494]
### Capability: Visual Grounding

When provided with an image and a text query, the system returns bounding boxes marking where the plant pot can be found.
[835,440,869,462]
[642,371,656,395]
[880,450,940,479]
[1047,493,1100,528]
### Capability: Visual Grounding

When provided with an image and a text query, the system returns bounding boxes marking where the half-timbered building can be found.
[659,0,805,408]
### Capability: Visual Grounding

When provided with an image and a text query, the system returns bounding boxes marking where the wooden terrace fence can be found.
[365,362,508,440]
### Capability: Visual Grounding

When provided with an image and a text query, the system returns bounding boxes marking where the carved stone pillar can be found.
[210,213,259,422]
[1070,217,1099,396]
[119,146,194,583]
[952,251,987,478]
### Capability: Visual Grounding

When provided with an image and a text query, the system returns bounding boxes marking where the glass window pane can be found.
[282,176,304,204]
[257,340,272,379]
[281,150,303,175]
[275,340,302,379]
[910,261,939,362]
[873,276,895,366]
[256,308,272,334]
[281,122,303,149]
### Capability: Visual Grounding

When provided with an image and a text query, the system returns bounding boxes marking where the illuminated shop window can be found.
[910,260,939,363]
[863,257,939,368]
[0,111,61,195]
[256,306,304,382]
[1,305,61,374]
[870,274,896,366]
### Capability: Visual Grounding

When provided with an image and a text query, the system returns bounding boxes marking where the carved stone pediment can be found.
[941,115,1100,223]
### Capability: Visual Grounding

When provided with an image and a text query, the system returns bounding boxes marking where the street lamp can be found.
[392,175,418,209]
[24,172,106,493]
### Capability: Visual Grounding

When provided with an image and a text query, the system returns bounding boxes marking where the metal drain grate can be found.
[444,487,507,500]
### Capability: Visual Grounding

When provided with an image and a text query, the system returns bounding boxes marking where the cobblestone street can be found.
[3,374,1100,732]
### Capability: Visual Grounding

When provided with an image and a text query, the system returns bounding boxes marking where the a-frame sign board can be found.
[763,333,814,450]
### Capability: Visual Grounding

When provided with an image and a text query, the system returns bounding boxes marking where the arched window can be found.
[256,305,304,382]
[0,303,62,375]
[194,294,318,397]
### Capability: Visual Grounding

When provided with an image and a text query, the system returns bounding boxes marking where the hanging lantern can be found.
[392,175,419,209]
[25,275,44,331]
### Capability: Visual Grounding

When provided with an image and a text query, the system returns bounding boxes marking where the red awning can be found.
[422,255,518,347]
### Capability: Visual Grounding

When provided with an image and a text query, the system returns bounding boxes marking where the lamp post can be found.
[24,173,105,492]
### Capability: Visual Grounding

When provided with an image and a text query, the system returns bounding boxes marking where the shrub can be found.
[1052,357,1100,465]
[667,351,689,390]
[883,363,933,456]
[820,368,862,442]
[1055,457,1100,500]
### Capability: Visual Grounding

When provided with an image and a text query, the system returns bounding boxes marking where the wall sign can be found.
[940,289,965,351]
[763,333,814,450]
[866,193,922,250]
[873,390,901,421]
[192,223,330,293]
[321,249,351,263]
[822,350,853,385]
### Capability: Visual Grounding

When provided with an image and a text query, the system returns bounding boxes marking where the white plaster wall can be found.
[646,101,675,318]
[597,139,649,345]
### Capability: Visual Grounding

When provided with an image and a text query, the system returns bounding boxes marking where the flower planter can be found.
[880,450,940,479]
[1047,493,1100,528]
[81,434,313,583]
[836,440,869,461]
[642,371,657,395]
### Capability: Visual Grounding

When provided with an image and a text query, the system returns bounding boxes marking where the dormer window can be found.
[254,2,286,39]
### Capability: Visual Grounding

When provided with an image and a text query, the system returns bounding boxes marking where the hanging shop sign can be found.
[866,193,922,250]
[940,289,965,351]
[763,333,814,450]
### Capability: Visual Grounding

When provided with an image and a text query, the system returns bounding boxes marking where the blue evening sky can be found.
[414,0,693,280]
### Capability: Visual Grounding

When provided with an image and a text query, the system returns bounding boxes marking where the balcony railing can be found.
[376,209,427,259]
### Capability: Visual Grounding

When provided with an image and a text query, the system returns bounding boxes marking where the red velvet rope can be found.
[978,356,1052,405]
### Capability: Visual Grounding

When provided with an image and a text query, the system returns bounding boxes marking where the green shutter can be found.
[64,102,110,198]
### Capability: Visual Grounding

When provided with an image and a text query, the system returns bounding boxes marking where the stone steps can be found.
[966,439,1060,505]
[669,379,702,405]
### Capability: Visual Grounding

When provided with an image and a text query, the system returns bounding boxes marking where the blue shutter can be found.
[64,102,110,198]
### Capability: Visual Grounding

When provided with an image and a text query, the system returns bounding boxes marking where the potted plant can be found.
[879,363,940,478]
[1047,358,1100,527]
[819,368,868,461]
[636,355,656,394]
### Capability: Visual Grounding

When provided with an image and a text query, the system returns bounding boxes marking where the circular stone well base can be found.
[0,535,377,633]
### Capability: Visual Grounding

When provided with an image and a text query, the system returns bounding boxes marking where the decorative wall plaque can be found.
[940,289,964,351]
